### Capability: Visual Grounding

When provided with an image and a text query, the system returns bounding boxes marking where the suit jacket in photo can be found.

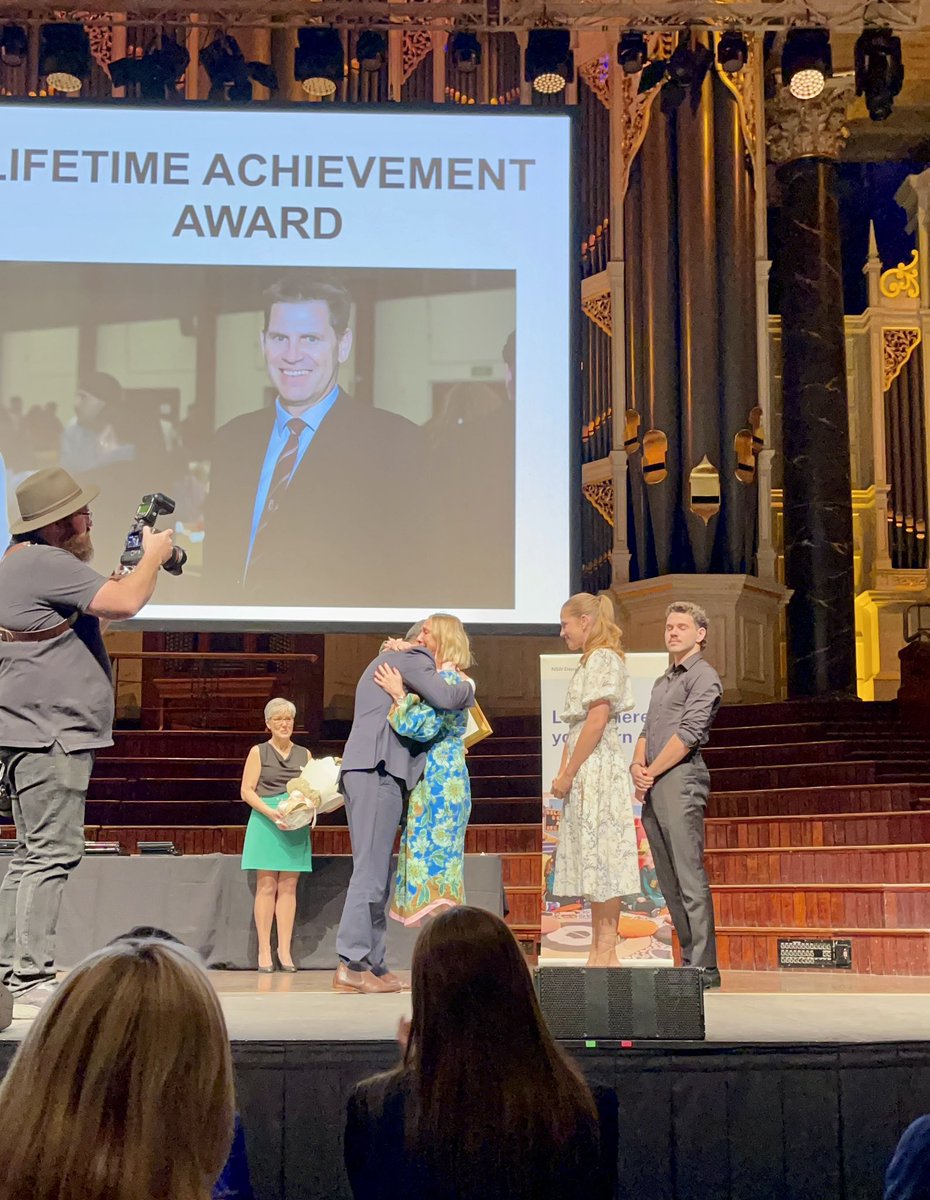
[340,646,474,791]
[201,389,430,606]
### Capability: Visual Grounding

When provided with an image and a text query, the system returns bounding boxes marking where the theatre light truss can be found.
[0,0,925,30]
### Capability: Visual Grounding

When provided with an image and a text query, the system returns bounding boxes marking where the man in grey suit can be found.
[333,619,474,994]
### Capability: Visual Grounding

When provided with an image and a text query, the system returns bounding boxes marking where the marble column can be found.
[767,83,857,697]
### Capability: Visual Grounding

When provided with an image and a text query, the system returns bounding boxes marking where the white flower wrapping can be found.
[280,756,344,830]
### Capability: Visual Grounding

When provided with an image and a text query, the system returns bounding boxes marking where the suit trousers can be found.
[0,745,93,995]
[641,754,717,969]
[336,766,406,970]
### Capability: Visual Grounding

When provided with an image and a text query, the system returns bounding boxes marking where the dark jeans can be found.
[0,745,93,995]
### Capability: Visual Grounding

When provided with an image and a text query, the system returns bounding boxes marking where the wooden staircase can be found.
[10,698,928,972]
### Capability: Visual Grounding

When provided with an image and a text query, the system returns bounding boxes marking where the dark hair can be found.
[112,926,182,945]
[77,371,123,408]
[399,907,600,1198]
[262,275,352,336]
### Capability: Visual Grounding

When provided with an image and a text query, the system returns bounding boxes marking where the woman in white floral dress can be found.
[551,593,640,967]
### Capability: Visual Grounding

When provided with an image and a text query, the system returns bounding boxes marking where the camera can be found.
[120,493,188,576]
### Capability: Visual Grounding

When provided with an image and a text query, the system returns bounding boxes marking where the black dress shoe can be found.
[700,967,722,990]
[277,960,298,973]
[257,965,275,975]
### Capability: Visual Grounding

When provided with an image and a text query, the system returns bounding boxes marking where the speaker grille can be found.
[534,966,704,1041]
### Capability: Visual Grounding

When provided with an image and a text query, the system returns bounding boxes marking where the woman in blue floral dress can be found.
[373,614,474,927]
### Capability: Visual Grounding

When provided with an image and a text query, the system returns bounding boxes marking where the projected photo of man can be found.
[202,274,426,606]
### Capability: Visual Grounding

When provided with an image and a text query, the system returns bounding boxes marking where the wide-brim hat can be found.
[10,467,100,535]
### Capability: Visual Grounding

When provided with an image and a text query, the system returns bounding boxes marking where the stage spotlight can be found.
[295,28,344,98]
[618,30,647,75]
[717,31,748,74]
[782,27,832,100]
[1,24,27,68]
[449,32,481,73]
[110,35,189,100]
[525,29,573,95]
[201,34,276,103]
[355,30,386,72]
[855,26,904,122]
[39,23,91,93]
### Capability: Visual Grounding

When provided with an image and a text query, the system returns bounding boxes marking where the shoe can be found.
[257,964,275,975]
[332,962,402,994]
[700,967,722,990]
[372,969,408,991]
[277,958,298,973]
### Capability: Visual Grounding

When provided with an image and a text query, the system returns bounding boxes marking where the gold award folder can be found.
[464,701,493,749]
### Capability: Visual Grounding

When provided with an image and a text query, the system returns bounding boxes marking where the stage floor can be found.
[5,969,930,1045]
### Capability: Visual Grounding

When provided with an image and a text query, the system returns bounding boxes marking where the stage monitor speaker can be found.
[0,982,12,1031]
[534,966,704,1041]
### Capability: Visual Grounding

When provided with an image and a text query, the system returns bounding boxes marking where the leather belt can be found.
[0,613,79,644]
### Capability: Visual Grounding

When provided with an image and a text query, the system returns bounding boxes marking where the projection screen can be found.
[0,103,574,628]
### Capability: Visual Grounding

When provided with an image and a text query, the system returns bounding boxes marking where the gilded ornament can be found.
[578,53,610,108]
[882,327,921,391]
[402,29,433,82]
[70,13,113,70]
[583,479,614,527]
[617,31,676,202]
[880,250,920,301]
[581,289,611,337]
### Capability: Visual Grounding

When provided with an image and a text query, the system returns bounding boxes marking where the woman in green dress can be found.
[239,697,312,972]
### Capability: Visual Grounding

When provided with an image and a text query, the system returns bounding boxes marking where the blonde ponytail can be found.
[561,592,624,662]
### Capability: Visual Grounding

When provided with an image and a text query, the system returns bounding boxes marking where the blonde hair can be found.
[561,592,624,663]
[0,940,235,1200]
[429,612,474,670]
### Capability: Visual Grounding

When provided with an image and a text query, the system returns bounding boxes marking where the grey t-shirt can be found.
[0,542,113,751]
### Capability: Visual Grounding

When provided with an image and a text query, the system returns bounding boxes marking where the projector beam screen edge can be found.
[0,102,576,629]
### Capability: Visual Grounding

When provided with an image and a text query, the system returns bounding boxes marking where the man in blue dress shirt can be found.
[202,275,425,605]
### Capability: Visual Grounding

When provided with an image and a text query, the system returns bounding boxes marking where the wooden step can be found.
[712,883,930,929]
[706,761,877,791]
[705,810,930,849]
[714,926,930,975]
[87,773,538,802]
[706,844,930,886]
[701,740,850,769]
[706,783,916,818]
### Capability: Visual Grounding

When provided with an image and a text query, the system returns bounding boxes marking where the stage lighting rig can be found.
[525,29,573,95]
[717,31,748,75]
[781,27,832,100]
[355,30,386,72]
[639,37,713,114]
[201,34,277,102]
[110,36,190,100]
[39,23,91,94]
[617,30,647,76]
[295,27,344,97]
[0,24,27,68]
[855,27,904,122]
[449,32,481,73]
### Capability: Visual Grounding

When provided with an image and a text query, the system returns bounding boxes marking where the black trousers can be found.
[641,753,717,969]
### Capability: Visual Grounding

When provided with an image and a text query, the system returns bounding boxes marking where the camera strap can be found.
[0,544,80,644]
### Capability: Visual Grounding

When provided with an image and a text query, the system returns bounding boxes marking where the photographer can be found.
[0,467,174,1014]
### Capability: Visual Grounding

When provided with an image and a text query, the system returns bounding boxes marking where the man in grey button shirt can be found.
[631,602,723,989]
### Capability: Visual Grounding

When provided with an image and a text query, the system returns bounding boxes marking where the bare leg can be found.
[274,872,299,967]
[254,871,278,969]
[588,898,622,967]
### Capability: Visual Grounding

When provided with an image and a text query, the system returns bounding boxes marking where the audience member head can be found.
[420,612,473,670]
[402,906,598,1197]
[559,592,624,661]
[0,939,234,1200]
[76,372,123,425]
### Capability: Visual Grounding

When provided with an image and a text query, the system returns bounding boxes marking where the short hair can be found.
[429,612,474,670]
[77,371,123,409]
[666,601,709,644]
[264,697,296,723]
[262,275,352,336]
[405,620,424,642]
[0,940,234,1200]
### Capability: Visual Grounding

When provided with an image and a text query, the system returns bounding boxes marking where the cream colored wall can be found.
[1,327,79,424]
[373,289,513,425]
[96,319,197,419]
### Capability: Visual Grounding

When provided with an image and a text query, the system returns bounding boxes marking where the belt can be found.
[0,613,79,644]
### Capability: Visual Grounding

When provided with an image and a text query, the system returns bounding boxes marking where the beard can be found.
[61,529,94,563]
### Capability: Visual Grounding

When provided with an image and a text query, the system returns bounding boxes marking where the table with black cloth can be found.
[0,853,504,969]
